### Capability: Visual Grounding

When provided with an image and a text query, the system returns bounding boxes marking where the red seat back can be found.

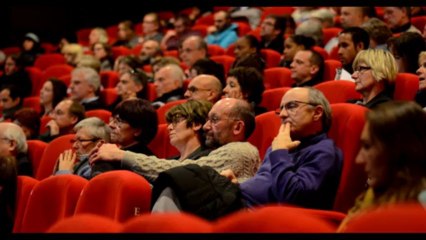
[100,70,120,88]
[259,87,291,112]
[85,109,112,124]
[148,123,179,158]
[33,54,67,71]
[263,67,294,89]
[26,140,48,176]
[261,49,282,69]
[394,73,419,101]
[22,96,41,114]
[47,214,122,233]
[13,176,39,233]
[323,59,342,81]
[248,111,281,159]
[314,80,361,104]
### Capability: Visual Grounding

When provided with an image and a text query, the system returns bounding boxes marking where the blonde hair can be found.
[62,43,84,65]
[353,49,398,84]
[77,55,101,72]
[91,28,109,44]
[419,51,426,64]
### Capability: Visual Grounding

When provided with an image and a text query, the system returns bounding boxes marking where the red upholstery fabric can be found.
[195,13,214,26]
[343,203,426,233]
[39,115,52,135]
[214,205,335,233]
[42,64,74,82]
[261,7,295,21]
[75,170,152,223]
[13,176,39,233]
[411,16,426,32]
[329,45,339,61]
[235,21,251,36]
[85,109,112,124]
[313,46,329,60]
[18,175,88,232]
[156,99,187,125]
[263,67,294,89]
[394,73,419,101]
[323,59,342,81]
[248,111,281,160]
[260,49,282,69]
[58,74,71,86]
[259,87,291,112]
[225,43,235,57]
[25,67,43,96]
[111,46,133,59]
[1,46,21,56]
[47,214,121,233]
[191,25,208,37]
[122,213,213,233]
[322,27,342,46]
[210,55,235,75]
[100,88,119,107]
[100,70,120,89]
[33,54,67,71]
[26,140,48,176]
[163,50,179,58]
[314,80,361,104]
[76,28,92,47]
[22,96,41,114]
[148,123,179,159]
[207,44,225,56]
[36,134,75,180]
[328,103,368,213]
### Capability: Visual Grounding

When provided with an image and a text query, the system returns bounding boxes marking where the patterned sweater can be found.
[122,141,261,183]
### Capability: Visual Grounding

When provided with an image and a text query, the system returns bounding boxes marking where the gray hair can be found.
[72,67,101,91]
[74,117,111,142]
[161,64,185,87]
[307,87,332,133]
[3,122,27,154]
[295,19,324,46]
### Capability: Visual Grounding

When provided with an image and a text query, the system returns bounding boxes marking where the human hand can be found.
[46,120,60,136]
[89,142,124,165]
[220,169,239,184]
[271,122,301,151]
[58,149,76,171]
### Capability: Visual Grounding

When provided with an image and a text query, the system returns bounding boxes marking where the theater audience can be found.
[184,74,222,103]
[0,85,24,122]
[383,7,421,34]
[113,20,140,49]
[0,54,32,98]
[260,15,286,53]
[387,32,426,74]
[280,35,316,68]
[231,35,266,74]
[62,43,84,67]
[19,32,44,67]
[91,42,114,71]
[152,64,185,109]
[69,67,104,110]
[39,78,68,117]
[415,51,426,108]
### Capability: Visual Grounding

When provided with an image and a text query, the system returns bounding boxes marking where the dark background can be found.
[0,3,209,48]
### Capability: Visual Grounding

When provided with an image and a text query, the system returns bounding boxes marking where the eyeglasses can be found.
[179,48,196,54]
[109,116,128,128]
[207,116,238,125]
[275,100,318,115]
[167,114,186,127]
[187,86,211,93]
[70,138,99,144]
[354,66,371,73]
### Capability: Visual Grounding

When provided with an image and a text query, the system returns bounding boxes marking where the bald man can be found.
[179,35,208,68]
[184,74,222,103]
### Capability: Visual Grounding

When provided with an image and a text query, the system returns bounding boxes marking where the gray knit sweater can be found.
[121,141,261,183]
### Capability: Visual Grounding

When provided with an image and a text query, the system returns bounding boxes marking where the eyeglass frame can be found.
[275,100,319,115]
[186,86,211,93]
[109,115,128,128]
[354,65,372,74]
[70,137,100,145]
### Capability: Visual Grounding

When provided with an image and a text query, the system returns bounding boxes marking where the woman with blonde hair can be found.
[61,43,84,67]
[338,101,426,231]
[89,27,109,46]
[350,49,398,109]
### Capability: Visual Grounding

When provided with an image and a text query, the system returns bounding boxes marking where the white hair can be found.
[2,122,27,154]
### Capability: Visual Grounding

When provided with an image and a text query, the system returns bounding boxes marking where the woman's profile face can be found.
[39,81,54,105]
[355,122,389,189]
[223,77,244,100]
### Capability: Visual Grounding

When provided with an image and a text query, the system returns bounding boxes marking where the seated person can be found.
[114,55,142,77]
[415,51,426,108]
[348,49,397,109]
[338,101,426,231]
[150,87,343,217]
[0,85,23,122]
[62,43,84,67]
[223,67,266,115]
[206,10,238,48]
[91,42,114,71]
[113,20,140,49]
[161,14,200,51]
[165,100,213,160]
[260,15,286,54]
[91,99,158,178]
[39,78,68,117]
[151,64,185,109]
[89,98,261,184]
[290,49,325,87]
[139,40,163,66]
[0,54,32,98]
[12,108,40,140]
[189,58,225,87]
[0,122,32,176]
[53,117,110,179]
[231,35,266,74]
[184,74,222,103]
[387,32,426,74]
[39,99,86,143]
[280,35,315,68]
[69,67,104,111]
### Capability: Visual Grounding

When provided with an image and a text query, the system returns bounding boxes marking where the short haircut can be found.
[182,35,207,52]
[309,49,325,80]
[175,13,192,28]
[191,58,225,86]
[1,85,23,102]
[266,14,286,34]
[228,100,256,139]
[74,117,111,143]
[117,55,142,70]
[3,122,27,154]
[353,49,398,84]
[340,27,370,49]
[119,20,135,31]
[242,35,262,54]
[123,68,149,99]
[306,87,332,133]
[289,34,316,50]
[295,19,323,46]
[72,67,101,91]
[67,100,86,123]
[77,55,101,73]
[13,108,40,139]
[387,32,426,74]
[361,18,393,46]
[166,100,213,145]
[227,67,265,105]
[91,27,109,44]
[113,99,158,144]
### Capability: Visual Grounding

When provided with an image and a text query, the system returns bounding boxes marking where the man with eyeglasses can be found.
[179,35,208,69]
[260,14,286,54]
[69,67,104,111]
[0,122,32,176]
[184,74,222,103]
[89,98,260,183]
[39,99,85,143]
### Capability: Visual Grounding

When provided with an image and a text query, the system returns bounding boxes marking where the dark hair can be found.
[113,99,158,145]
[91,42,114,62]
[0,85,23,102]
[387,32,426,74]
[68,100,86,123]
[125,69,149,100]
[0,156,17,234]
[242,35,262,54]
[366,101,426,201]
[48,78,68,110]
[232,53,266,74]
[340,27,370,49]
[227,67,265,105]
[266,14,286,34]
[289,34,316,50]
[175,13,192,28]
[309,49,325,81]
[13,108,41,139]
[117,55,142,70]
[191,58,225,86]
[360,7,377,18]
[120,20,135,31]
[228,100,256,139]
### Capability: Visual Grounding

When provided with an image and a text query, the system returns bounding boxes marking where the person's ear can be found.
[312,105,324,122]
[12,97,21,106]
[191,122,202,132]
[8,139,17,153]
[355,42,365,51]
[133,129,142,138]
[70,115,79,125]
[310,64,319,76]
[232,120,245,136]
